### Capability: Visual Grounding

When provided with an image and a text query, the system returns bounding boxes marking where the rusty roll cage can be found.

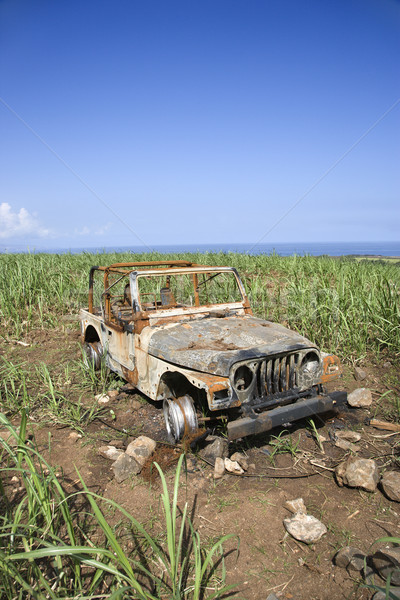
[88,261,208,314]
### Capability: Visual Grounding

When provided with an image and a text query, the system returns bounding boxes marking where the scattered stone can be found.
[224,458,244,475]
[348,388,372,408]
[334,546,366,572]
[0,428,19,447]
[335,438,360,452]
[381,471,400,502]
[370,548,400,585]
[10,475,19,484]
[248,463,256,472]
[125,436,156,467]
[95,393,110,404]
[108,438,125,449]
[214,457,225,479]
[283,512,327,544]
[336,457,380,492]
[98,445,123,461]
[354,367,367,381]
[383,361,392,369]
[199,438,229,465]
[266,594,280,600]
[112,453,141,483]
[130,399,142,411]
[335,430,362,443]
[230,452,248,471]
[260,445,271,456]
[285,497,307,515]
[373,589,400,600]
[68,431,82,442]
[108,390,119,399]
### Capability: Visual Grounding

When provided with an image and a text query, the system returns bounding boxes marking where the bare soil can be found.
[1,326,400,600]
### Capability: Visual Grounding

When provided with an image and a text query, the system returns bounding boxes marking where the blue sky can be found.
[0,0,399,250]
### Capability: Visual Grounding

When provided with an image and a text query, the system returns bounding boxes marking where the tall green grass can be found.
[0,251,399,358]
[0,412,236,599]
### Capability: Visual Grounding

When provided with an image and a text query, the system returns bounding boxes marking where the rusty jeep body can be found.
[79,261,346,441]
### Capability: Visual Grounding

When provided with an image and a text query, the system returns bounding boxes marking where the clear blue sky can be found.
[1,0,399,250]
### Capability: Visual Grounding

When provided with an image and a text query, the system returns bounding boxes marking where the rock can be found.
[285,497,307,515]
[224,458,244,475]
[334,546,366,571]
[381,471,400,502]
[10,475,19,484]
[248,463,256,472]
[95,393,110,404]
[108,390,119,399]
[112,453,141,483]
[98,445,123,461]
[125,436,156,467]
[68,431,82,442]
[214,457,225,479]
[266,595,280,600]
[335,430,361,443]
[260,445,272,456]
[108,438,125,449]
[354,367,367,381]
[335,438,360,452]
[199,438,229,465]
[0,428,19,447]
[130,399,142,411]
[383,361,392,369]
[336,457,380,492]
[373,589,400,600]
[348,388,372,408]
[370,548,400,585]
[284,512,327,544]
[230,452,248,471]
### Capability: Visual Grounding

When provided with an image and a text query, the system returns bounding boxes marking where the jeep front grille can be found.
[257,353,300,397]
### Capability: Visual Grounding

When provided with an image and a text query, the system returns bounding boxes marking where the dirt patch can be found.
[1,329,400,599]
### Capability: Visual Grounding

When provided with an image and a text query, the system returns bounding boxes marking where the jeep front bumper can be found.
[227,391,347,441]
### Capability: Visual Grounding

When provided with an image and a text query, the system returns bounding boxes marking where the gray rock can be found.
[383,361,392,369]
[336,457,380,492]
[224,458,244,474]
[199,438,229,465]
[335,430,362,443]
[229,452,248,471]
[348,388,372,408]
[335,438,360,452]
[283,512,327,544]
[370,548,400,586]
[354,367,367,381]
[0,428,20,447]
[214,457,225,479]
[334,546,366,571]
[125,436,156,467]
[266,595,280,600]
[381,471,400,502]
[285,497,307,515]
[373,588,400,599]
[98,445,123,461]
[112,453,141,483]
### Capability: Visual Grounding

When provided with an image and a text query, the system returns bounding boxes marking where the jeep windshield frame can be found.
[131,266,249,314]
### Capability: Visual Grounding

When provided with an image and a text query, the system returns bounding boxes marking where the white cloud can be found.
[74,222,112,236]
[0,203,49,239]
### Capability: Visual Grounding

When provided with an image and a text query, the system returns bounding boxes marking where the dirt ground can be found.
[1,326,400,600]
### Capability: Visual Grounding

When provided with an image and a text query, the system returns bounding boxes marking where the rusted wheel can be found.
[83,341,103,371]
[163,395,198,442]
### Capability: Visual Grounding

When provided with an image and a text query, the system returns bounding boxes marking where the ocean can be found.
[1,241,399,257]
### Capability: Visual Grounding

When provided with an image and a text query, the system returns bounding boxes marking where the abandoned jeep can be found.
[79,261,346,442]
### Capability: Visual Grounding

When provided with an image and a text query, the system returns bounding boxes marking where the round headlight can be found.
[233,365,254,392]
[300,351,321,375]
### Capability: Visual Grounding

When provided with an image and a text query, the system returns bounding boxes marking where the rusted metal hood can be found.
[147,315,315,376]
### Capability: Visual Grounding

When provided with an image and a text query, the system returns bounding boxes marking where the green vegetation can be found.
[1,251,399,359]
[0,413,235,599]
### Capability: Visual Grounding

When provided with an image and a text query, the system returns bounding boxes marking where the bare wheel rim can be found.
[83,341,103,370]
[163,395,198,442]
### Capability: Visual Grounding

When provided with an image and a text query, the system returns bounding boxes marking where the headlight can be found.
[233,365,254,392]
[298,351,322,388]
